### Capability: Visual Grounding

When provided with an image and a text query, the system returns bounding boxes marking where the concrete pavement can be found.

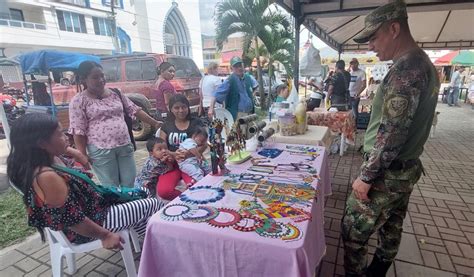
[0,102,473,276]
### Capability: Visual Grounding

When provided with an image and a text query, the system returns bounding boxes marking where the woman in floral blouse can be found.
[7,114,164,247]
[69,61,162,187]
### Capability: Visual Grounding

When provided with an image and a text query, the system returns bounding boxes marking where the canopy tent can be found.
[435,50,474,66]
[276,0,474,90]
[19,50,100,75]
[276,0,474,52]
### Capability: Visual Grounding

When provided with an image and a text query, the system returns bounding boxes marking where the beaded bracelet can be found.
[255,219,291,238]
[281,223,301,241]
[183,206,219,223]
[208,208,242,228]
[179,185,225,205]
[233,215,264,232]
[160,203,195,221]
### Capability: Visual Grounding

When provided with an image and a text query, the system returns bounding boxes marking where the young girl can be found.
[7,113,164,248]
[275,84,290,103]
[134,137,173,196]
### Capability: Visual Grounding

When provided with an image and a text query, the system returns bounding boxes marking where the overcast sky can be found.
[199,0,220,35]
[198,0,332,52]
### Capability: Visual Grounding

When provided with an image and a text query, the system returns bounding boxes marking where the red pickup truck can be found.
[51,53,202,140]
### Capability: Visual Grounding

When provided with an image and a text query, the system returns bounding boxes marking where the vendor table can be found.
[307,108,356,156]
[138,143,332,277]
[264,121,332,148]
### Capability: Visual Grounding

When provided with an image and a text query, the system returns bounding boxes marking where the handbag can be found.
[110,88,137,151]
[52,165,147,204]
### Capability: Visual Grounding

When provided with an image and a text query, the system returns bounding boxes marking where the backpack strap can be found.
[51,165,99,189]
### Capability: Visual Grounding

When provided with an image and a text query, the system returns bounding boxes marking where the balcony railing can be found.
[0,19,47,30]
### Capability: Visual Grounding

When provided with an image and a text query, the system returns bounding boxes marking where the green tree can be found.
[215,0,282,109]
[257,12,294,102]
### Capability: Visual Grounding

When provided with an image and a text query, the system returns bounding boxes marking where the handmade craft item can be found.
[208,208,242,228]
[239,199,311,222]
[281,223,302,241]
[257,148,283,159]
[223,177,317,206]
[257,128,275,143]
[233,214,264,232]
[183,206,219,223]
[255,219,291,238]
[161,203,195,221]
[179,186,225,205]
[209,119,228,175]
[226,120,251,164]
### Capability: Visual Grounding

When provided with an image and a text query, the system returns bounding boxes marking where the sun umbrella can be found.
[451,51,474,66]
[434,50,474,66]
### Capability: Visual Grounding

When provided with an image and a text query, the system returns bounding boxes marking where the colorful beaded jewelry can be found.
[255,219,291,238]
[208,208,242,228]
[183,206,219,223]
[179,186,225,205]
[257,148,283,159]
[160,203,195,221]
[281,223,302,241]
[233,215,264,232]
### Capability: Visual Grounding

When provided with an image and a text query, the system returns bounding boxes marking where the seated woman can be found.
[157,94,206,200]
[7,113,164,249]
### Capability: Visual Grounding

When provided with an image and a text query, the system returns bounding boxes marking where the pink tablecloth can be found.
[138,143,332,277]
[307,108,356,145]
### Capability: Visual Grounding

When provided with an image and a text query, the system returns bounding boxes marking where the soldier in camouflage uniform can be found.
[341,1,440,276]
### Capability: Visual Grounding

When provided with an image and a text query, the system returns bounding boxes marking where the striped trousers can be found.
[102,198,164,236]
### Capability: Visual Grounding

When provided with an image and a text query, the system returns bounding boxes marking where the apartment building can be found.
[0,0,203,67]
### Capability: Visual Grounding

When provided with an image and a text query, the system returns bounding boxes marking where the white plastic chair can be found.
[45,228,138,277]
[213,108,234,141]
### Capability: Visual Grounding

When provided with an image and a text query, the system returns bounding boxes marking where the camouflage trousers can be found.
[341,160,423,276]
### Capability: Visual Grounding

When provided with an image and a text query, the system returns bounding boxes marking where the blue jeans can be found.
[448,87,460,106]
[350,97,360,121]
[87,143,136,187]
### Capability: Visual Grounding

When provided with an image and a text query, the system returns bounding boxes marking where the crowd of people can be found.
[5,3,465,277]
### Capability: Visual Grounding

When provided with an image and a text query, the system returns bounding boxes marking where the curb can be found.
[0,233,41,256]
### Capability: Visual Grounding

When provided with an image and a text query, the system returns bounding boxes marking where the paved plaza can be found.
[0,102,473,276]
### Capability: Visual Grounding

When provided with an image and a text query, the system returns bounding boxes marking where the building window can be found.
[60,0,89,8]
[92,17,112,36]
[102,0,123,9]
[56,10,87,33]
[9,9,24,21]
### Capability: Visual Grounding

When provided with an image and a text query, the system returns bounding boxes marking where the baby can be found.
[275,84,290,103]
[134,137,173,196]
[178,127,211,184]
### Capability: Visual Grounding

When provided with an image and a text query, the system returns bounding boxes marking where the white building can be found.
[0,0,203,67]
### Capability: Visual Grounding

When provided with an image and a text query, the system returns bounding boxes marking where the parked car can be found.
[51,53,202,140]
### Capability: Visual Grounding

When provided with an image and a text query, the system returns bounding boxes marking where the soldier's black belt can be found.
[388,159,418,171]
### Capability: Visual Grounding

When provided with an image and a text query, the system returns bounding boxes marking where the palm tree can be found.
[215,0,281,109]
[257,12,294,103]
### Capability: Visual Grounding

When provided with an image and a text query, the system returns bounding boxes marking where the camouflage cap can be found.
[353,1,408,44]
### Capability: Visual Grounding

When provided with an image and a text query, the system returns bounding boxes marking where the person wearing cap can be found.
[208,56,255,120]
[341,1,440,277]
[327,60,351,110]
[348,58,367,120]
[448,66,465,107]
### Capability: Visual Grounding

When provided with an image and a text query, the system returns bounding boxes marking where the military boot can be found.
[366,255,392,277]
